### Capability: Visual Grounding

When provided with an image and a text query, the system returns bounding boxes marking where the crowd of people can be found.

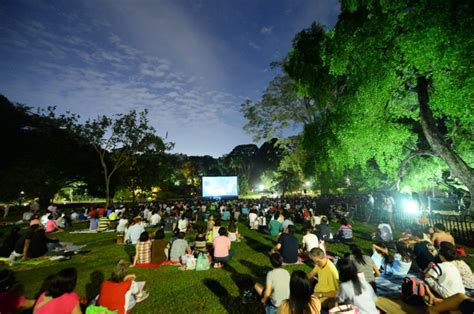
[0,195,473,314]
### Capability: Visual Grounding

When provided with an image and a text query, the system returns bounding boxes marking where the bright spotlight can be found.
[258,184,265,192]
[403,199,420,215]
[305,181,310,187]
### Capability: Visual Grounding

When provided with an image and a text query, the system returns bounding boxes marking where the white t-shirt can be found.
[249,213,258,229]
[378,223,393,242]
[302,233,319,252]
[116,218,128,233]
[427,261,465,297]
[150,213,161,226]
[178,218,188,232]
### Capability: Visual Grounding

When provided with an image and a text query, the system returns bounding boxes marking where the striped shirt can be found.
[136,240,152,264]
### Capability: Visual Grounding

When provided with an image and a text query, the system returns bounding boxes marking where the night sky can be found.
[0,0,339,157]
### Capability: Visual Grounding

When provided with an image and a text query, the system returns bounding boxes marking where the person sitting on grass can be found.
[193,225,208,253]
[227,221,241,243]
[272,225,299,264]
[336,256,377,314]
[151,228,168,264]
[10,224,59,261]
[132,231,152,266]
[346,244,380,292]
[412,229,436,271]
[0,269,35,314]
[306,248,339,310]
[254,252,290,314]
[432,223,455,248]
[33,268,81,314]
[315,216,332,242]
[424,243,465,301]
[45,215,62,233]
[438,242,474,290]
[372,218,393,242]
[169,232,191,263]
[98,260,148,314]
[124,217,145,245]
[277,270,321,314]
[213,227,234,268]
[335,218,353,242]
[372,241,412,277]
[97,215,110,233]
[268,212,282,238]
[300,227,321,256]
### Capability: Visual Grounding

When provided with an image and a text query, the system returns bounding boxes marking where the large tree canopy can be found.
[320,0,473,207]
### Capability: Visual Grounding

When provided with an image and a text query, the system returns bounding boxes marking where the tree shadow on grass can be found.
[238,259,271,279]
[203,278,263,314]
[243,235,273,256]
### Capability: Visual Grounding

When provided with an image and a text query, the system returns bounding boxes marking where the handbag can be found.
[195,252,211,271]
[329,304,360,314]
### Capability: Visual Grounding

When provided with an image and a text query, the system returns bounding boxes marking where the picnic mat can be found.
[376,296,424,314]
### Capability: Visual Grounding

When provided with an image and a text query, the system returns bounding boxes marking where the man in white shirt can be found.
[149,211,161,227]
[301,227,322,254]
[249,211,258,230]
[125,217,145,244]
[375,219,393,242]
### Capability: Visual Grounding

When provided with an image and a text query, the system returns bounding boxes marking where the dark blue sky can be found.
[0,0,340,156]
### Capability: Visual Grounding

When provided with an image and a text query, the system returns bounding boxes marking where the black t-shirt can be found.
[14,230,48,258]
[317,224,331,240]
[278,234,299,264]
[413,241,435,270]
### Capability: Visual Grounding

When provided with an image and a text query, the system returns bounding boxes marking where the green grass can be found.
[1,219,473,314]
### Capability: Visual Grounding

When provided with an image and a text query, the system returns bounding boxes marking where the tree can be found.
[0,95,99,208]
[77,110,169,206]
[322,0,473,210]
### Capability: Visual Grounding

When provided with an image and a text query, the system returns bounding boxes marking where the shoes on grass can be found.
[242,289,257,304]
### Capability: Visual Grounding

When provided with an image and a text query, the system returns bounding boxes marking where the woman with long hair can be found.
[33,268,81,314]
[348,244,380,292]
[337,257,377,314]
[278,270,321,314]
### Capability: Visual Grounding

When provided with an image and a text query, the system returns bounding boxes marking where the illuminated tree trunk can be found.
[417,76,474,213]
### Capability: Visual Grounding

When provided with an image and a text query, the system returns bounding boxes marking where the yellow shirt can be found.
[313,259,339,305]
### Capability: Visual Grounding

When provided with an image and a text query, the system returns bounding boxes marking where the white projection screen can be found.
[202,176,239,198]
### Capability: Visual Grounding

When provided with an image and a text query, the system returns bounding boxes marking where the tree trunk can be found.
[104,172,111,207]
[417,76,474,213]
[38,193,52,211]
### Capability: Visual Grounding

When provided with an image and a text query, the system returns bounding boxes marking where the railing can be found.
[350,204,474,245]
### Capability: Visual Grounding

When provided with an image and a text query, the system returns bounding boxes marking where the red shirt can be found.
[97,207,106,217]
[0,292,26,314]
[98,280,132,314]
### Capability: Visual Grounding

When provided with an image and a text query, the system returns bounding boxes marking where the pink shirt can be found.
[213,236,231,257]
[45,220,57,232]
[34,292,79,314]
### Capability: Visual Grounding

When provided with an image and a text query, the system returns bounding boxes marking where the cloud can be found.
[248,42,261,50]
[260,26,273,35]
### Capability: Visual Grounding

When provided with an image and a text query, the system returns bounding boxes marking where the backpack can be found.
[401,277,426,305]
[85,305,117,314]
[195,252,211,271]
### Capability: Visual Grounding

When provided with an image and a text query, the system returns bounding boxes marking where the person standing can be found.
[365,193,375,223]
[382,193,395,231]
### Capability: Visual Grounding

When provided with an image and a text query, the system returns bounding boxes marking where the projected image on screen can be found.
[202,176,239,197]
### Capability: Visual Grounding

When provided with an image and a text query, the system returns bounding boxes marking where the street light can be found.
[258,184,265,192]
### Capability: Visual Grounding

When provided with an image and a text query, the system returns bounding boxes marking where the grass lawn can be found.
[2,219,474,314]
